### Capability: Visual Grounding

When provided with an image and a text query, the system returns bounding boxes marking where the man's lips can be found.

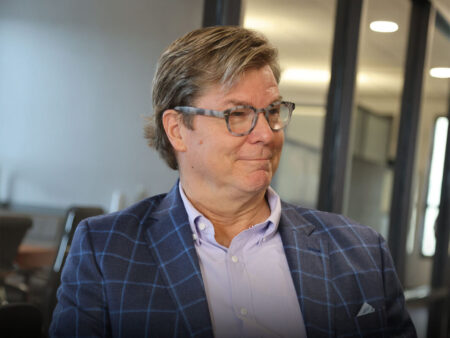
[237,158,272,162]
[238,153,273,161]
[237,149,274,162]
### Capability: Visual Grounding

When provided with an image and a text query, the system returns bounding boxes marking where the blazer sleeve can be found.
[49,219,111,337]
[379,235,417,337]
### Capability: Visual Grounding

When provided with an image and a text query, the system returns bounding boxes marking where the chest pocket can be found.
[336,306,387,337]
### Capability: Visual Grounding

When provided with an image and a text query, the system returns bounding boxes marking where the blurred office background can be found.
[0,0,449,337]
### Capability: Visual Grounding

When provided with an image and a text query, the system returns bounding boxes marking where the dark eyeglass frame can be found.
[174,100,295,136]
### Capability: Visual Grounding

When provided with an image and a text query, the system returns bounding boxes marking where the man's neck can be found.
[180,180,271,247]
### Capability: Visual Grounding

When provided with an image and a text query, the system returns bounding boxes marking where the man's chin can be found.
[242,171,272,192]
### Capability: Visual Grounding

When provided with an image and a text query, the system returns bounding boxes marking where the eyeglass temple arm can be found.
[174,106,226,118]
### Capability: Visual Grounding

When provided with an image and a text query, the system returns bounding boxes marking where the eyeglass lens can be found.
[227,103,291,134]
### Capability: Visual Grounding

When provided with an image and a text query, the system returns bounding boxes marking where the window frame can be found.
[420,114,449,258]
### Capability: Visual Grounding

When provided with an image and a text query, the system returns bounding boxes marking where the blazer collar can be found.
[144,181,213,337]
[144,186,333,336]
[279,202,334,335]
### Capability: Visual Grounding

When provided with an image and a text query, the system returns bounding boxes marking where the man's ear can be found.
[162,110,187,152]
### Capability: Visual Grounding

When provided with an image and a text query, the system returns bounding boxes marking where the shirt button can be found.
[192,233,198,241]
[240,307,248,316]
[231,255,238,263]
[198,223,206,231]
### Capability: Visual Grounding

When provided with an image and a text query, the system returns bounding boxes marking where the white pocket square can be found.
[357,302,375,317]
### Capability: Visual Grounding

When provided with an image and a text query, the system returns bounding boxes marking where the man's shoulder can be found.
[82,192,168,232]
[280,200,383,245]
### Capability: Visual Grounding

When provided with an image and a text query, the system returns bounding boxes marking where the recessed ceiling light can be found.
[370,21,399,33]
[430,67,450,78]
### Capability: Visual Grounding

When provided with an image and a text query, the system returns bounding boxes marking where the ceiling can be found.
[243,0,450,116]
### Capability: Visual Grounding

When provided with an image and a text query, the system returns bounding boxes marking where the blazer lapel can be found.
[144,183,213,337]
[279,203,334,336]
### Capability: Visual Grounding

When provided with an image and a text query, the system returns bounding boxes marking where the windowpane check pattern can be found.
[174,101,295,136]
[50,182,415,337]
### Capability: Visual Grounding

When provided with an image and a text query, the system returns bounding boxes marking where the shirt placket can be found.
[227,231,257,333]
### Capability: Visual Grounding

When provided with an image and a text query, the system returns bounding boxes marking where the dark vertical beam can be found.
[387,0,432,284]
[318,0,363,213]
[427,94,450,338]
[203,0,241,27]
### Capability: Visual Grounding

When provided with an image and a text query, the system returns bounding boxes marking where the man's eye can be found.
[231,111,246,117]
[230,109,253,118]
[269,108,280,115]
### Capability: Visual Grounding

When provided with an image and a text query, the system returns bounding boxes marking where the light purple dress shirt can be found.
[179,184,307,338]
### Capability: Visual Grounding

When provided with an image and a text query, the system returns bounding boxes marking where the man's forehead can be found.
[223,96,283,107]
[194,65,280,108]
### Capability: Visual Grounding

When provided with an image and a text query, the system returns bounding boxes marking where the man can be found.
[50,26,416,337]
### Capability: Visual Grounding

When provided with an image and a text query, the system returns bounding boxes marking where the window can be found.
[421,116,448,257]
[242,0,336,207]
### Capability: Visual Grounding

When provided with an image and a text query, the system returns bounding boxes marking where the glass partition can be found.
[421,116,448,257]
[405,12,450,288]
[243,0,336,207]
[346,0,411,238]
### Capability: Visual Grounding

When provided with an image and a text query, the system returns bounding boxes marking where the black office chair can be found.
[0,216,32,304]
[43,206,104,331]
[0,302,43,338]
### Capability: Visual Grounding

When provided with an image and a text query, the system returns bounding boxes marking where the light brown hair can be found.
[144,26,280,169]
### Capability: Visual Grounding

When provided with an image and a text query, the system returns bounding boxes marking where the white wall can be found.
[0,0,203,210]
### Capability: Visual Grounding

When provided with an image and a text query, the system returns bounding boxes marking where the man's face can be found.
[178,65,284,197]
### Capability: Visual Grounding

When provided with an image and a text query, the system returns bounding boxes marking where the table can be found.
[15,244,57,269]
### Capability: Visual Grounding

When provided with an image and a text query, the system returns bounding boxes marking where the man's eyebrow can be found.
[224,96,283,107]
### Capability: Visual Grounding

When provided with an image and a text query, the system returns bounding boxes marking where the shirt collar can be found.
[178,182,282,246]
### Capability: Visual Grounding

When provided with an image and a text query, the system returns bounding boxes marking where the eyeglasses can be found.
[174,101,294,136]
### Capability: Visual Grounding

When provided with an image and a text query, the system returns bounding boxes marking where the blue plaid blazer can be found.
[50,182,416,337]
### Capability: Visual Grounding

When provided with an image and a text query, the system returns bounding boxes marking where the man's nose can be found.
[248,112,274,143]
